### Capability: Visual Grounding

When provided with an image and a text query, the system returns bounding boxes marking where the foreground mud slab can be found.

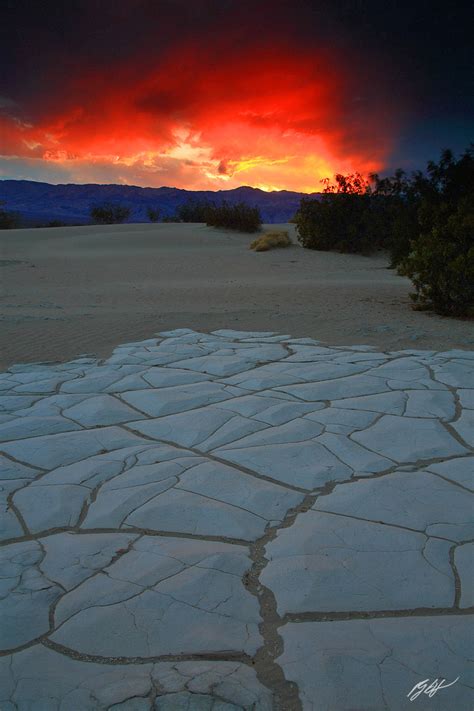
[0,329,473,709]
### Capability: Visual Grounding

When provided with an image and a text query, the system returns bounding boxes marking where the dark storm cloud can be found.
[4,1,471,105]
[1,0,472,183]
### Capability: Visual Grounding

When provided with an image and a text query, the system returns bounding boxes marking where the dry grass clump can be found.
[250,230,292,252]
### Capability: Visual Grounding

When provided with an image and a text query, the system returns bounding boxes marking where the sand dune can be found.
[0,222,472,368]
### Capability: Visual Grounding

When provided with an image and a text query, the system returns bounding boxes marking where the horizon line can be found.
[0,177,322,195]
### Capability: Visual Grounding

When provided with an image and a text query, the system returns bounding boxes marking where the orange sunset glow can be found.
[0,37,397,191]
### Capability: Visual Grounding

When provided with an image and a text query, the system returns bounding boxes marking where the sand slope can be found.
[1,222,472,367]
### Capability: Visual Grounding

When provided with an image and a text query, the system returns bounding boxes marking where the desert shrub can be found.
[177,200,213,222]
[296,193,377,253]
[399,199,474,316]
[147,207,160,222]
[250,230,291,251]
[295,169,422,259]
[162,215,179,222]
[206,201,262,232]
[0,203,20,229]
[399,148,474,316]
[90,203,131,224]
[296,173,379,254]
[320,172,370,195]
[296,172,416,256]
[295,147,474,316]
[385,201,419,267]
[369,169,428,267]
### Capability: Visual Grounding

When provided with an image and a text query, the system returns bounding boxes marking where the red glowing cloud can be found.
[0,37,399,191]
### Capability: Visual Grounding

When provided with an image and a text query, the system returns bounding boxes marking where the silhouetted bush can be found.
[90,203,131,224]
[399,148,474,316]
[161,199,261,231]
[177,200,213,222]
[0,203,20,229]
[296,173,378,254]
[296,193,376,254]
[46,220,68,227]
[296,147,474,316]
[295,172,419,259]
[206,201,262,232]
[147,207,160,222]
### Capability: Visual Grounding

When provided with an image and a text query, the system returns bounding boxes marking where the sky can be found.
[1,0,472,193]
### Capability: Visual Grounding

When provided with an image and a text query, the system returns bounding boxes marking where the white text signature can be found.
[407,676,460,701]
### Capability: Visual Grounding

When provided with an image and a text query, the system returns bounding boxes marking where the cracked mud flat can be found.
[0,328,472,710]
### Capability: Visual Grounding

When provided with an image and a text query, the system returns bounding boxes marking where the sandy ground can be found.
[1,222,473,368]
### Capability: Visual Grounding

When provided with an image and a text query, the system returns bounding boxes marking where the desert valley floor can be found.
[0,224,473,709]
[1,223,474,370]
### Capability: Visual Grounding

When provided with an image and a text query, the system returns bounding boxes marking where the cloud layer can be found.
[1,1,471,190]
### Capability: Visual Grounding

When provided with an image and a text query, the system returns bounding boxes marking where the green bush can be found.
[46,220,67,227]
[296,193,375,253]
[385,201,419,267]
[147,207,160,222]
[155,199,261,231]
[0,203,20,229]
[399,148,474,316]
[177,200,213,222]
[296,173,381,254]
[90,203,131,224]
[399,202,474,316]
[295,147,474,317]
[295,171,417,258]
[206,201,262,232]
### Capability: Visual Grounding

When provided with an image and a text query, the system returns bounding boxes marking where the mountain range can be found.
[0,180,321,225]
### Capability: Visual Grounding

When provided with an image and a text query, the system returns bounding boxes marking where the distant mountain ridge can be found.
[0,180,321,225]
